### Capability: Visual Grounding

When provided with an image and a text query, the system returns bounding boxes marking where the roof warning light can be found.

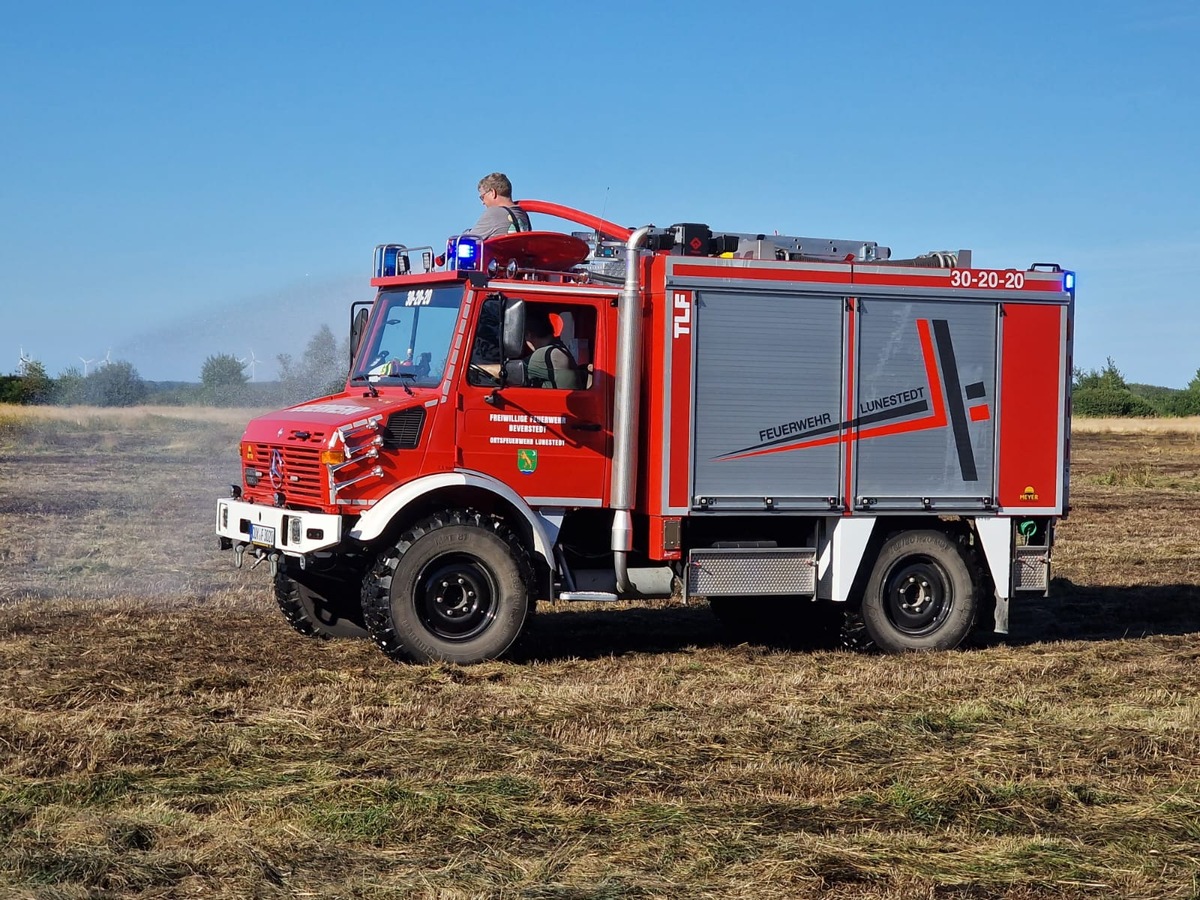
[446,235,482,272]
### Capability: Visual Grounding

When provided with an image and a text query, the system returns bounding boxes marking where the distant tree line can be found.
[1073,359,1200,418]
[0,325,351,408]
[0,358,148,407]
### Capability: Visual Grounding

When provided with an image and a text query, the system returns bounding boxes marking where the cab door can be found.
[457,292,612,506]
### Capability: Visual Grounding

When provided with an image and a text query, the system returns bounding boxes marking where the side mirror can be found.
[501,297,525,360]
[502,359,526,388]
[349,303,371,367]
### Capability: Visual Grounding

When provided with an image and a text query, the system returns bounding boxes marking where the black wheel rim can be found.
[882,556,953,636]
[414,554,499,642]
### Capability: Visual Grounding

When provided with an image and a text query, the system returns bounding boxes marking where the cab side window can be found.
[465,298,596,390]
[523,303,595,391]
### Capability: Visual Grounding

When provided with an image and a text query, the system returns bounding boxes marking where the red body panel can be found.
[672,262,853,285]
[455,287,614,505]
[652,259,1070,528]
[671,260,1065,294]
[667,288,694,512]
[371,270,465,289]
[642,256,691,522]
[997,304,1065,511]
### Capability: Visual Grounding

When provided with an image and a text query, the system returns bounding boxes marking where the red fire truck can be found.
[215,199,1074,663]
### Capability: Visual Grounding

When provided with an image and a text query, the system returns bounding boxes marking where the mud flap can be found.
[993,592,1010,634]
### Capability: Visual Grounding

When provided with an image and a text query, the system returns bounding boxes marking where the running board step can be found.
[558,591,620,602]
[688,547,817,597]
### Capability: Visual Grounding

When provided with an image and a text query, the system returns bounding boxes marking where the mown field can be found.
[1,406,1199,899]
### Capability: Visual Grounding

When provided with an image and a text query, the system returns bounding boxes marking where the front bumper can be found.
[215,499,343,556]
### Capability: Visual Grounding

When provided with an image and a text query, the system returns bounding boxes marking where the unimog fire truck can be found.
[215,199,1074,664]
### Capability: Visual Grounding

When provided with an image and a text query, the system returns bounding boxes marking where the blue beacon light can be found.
[446,235,482,271]
[1063,271,1075,292]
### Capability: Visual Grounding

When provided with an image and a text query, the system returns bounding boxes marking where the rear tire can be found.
[274,564,368,640]
[362,510,534,664]
[861,530,977,652]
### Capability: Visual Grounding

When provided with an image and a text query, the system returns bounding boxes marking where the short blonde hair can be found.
[477,172,514,198]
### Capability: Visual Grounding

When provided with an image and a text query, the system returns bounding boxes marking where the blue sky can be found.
[2,1,1197,386]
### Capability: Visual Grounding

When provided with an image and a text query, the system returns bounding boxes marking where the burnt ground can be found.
[0,410,1198,898]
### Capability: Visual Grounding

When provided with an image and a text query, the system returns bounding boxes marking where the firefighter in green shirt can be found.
[524,309,580,390]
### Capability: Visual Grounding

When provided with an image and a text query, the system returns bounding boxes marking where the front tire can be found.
[275,564,368,640]
[861,530,978,652]
[361,510,534,664]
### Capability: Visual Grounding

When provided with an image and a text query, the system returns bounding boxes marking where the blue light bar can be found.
[444,235,482,271]
[373,243,409,278]
[1063,271,1075,291]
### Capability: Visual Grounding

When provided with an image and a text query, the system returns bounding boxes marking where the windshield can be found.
[353,286,463,388]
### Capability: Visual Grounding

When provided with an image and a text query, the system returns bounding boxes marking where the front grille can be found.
[244,443,325,506]
[287,429,326,443]
[384,408,426,449]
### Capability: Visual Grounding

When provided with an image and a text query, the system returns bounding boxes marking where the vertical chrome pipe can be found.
[612,226,652,593]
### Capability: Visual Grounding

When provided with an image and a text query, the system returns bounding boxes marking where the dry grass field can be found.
[1,406,1199,899]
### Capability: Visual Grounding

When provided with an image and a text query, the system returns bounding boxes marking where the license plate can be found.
[249,523,276,547]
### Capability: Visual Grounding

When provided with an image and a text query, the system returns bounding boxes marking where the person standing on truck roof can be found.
[467,172,531,239]
[524,309,580,390]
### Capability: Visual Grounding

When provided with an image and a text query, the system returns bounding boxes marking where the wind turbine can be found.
[101,348,112,368]
[244,349,260,381]
[18,347,31,376]
[79,356,96,375]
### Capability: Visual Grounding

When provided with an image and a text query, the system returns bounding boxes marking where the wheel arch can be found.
[348,471,555,567]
